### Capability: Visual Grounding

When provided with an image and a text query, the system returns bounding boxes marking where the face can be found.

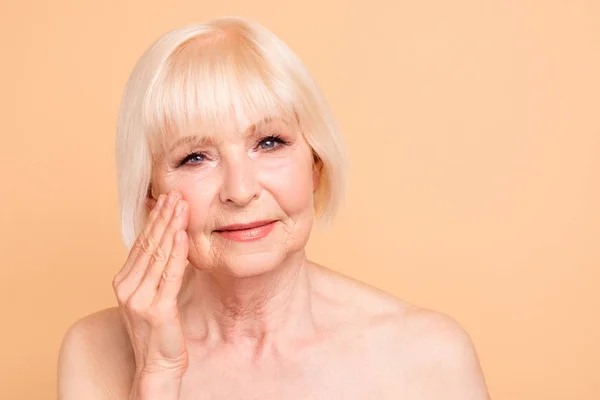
[151,115,319,277]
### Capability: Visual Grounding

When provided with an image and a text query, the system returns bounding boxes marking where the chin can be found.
[214,251,290,278]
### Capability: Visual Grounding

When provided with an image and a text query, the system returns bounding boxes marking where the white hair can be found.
[116,16,347,248]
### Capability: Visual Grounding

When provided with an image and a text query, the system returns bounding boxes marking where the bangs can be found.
[143,33,297,156]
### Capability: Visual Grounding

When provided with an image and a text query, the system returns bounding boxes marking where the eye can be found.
[178,152,206,167]
[257,135,289,150]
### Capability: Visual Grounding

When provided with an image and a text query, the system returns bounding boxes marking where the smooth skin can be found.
[58,117,490,399]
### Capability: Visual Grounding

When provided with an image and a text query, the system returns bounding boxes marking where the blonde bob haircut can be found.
[116,16,347,249]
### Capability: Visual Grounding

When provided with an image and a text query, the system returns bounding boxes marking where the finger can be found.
[114,193,166,285]
[119,191,181,293]
[155,230,189,304]
[136,199,189,297]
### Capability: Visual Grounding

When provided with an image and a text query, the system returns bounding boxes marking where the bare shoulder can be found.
[308,263,490,399]
[383,307,491,399]
[395,306,483,366]
[307,262,414,323]
[57,307,134,399]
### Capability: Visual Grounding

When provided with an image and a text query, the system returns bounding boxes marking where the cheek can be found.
[262,153,315,215]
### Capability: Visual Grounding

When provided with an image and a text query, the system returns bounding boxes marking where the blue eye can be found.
[258,135,289,150]
[260,138,276,149]
[178,152,205,167]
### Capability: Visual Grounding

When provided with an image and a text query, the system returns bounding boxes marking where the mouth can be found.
[215,220,277,232]
[214,220,278,242]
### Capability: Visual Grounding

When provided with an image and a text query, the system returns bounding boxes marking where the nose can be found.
[218,152,260,207]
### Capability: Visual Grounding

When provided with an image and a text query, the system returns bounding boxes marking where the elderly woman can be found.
[58,16,489,400]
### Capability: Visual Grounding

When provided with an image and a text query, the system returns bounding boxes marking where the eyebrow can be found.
[166,115,291,153]
[168,135,214,153]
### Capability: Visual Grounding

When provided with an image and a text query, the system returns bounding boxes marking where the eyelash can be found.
[177,134,290,167]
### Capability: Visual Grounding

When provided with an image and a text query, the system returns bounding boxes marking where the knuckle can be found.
[116,291,129,305]
[169,248,182,261]
[126,294,147,314]
[161,268,181,283]
[112,280,129,304]
[136,234,155,254]
[133,235,145,251]
[150,246,168,264]
[111,275,121,290]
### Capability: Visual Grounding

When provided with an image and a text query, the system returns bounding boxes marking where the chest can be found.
[177,348,396,399]
[178,371,388,400]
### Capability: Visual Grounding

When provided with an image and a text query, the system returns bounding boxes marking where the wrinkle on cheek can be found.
[207,210,229,270]
[153,169,186,195]
[188,234,201,268]
[212,209,228,233]
[281,216,298,254]
[210,235,229,271]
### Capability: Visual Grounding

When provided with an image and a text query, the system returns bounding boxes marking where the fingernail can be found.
[157,194,165,207]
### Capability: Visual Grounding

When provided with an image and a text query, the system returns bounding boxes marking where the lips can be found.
[214,220,277,242]
[215,220,276,232]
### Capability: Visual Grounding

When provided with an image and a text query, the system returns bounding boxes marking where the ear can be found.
[312,156,322,192]
[145,183,157,212]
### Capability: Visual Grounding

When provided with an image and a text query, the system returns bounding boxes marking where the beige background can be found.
[1,0,598,398]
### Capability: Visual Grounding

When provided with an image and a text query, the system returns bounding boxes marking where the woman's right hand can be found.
[112,191,190,399]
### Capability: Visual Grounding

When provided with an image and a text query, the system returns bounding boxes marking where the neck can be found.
[179,250,316,355]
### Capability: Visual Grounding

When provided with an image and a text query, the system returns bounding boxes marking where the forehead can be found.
[159,113,299,153]
[178,112,296,137]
